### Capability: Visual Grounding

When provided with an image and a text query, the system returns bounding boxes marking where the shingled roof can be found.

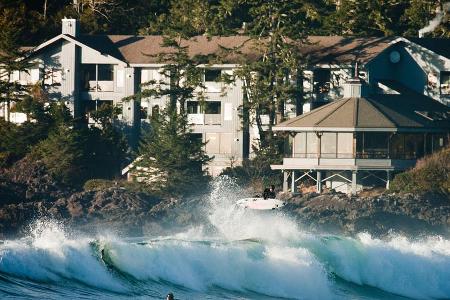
[75,35,395,65]
[275,94,450,132]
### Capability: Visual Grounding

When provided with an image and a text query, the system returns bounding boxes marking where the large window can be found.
[81,64,114,92]
[187,101,221,114]
[440,71,450,95]
[187,101,221,125]
[356,132,390,159]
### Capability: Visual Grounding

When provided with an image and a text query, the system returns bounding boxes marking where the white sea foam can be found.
[1,177,450,300]
[101,239,332,300]
[315,233,450,299]
[0,219,125,292]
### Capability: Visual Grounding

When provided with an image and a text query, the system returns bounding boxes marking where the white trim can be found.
[130,63,165,67]
[365,37,450,66]
[273,126,448,132]
[31,34,127,65]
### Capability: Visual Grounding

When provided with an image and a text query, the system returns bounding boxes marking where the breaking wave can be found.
[0,176,449,300]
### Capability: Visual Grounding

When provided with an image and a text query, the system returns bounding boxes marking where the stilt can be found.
[316,171,322,193]
[386,170,392,190]
[351,171,357,195]
[283,171,288,193]
[291,171,296,194]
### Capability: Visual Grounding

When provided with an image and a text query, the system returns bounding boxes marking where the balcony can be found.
[188,113,221,125]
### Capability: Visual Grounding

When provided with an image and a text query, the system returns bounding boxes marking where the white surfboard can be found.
[236,198,285,210]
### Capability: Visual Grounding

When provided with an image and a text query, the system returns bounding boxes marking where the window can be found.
[356,132,389,159]
[44,68,62,86]
[151,105,160,118]
[187,101,221,114]
[204,101,221,114]
[440,71,450,95]
[187,101,200,114]
[81,64,97,91]
[205,69,221,82]
[313,68,331,93]
[98,64,114,81]
[81,64,114,92]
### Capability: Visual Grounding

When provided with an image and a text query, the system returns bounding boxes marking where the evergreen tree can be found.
[89,103,128,178]
[0,2,32,122]
[32,124,88,185]
[233,0,313,156]
[131,36,211,194]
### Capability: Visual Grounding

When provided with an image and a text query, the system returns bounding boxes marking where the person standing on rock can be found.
[263,185,276,199]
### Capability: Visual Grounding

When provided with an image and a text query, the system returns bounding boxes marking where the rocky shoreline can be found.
[281,191,450,237]
[0,158,449,239]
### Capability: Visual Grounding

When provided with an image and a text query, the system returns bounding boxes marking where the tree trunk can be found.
[43,0,48,20]
[296,68,303,116]
[6,99,10,123]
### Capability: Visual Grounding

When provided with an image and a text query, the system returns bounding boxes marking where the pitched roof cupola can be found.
[343,62,367,98]
[62,18,79,37]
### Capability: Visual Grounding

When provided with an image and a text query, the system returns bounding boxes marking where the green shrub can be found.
[390,146,450,195]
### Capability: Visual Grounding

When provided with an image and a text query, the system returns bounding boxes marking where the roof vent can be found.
[343,62,367,98]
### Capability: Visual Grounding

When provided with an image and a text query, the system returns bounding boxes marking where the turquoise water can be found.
[1,178,449,300]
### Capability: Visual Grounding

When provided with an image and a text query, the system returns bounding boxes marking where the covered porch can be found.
[271,97,450,194]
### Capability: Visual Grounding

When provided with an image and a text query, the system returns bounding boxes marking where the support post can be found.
[291,171,296,194]
[351,171,357,195]
[283,171,288,193]
[386,170,392,190]
[316,171,322,193]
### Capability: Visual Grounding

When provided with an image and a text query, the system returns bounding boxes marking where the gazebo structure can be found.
[271,82,450,194]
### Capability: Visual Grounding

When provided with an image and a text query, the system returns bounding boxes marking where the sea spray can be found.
[1,177,450,299]
[207,176,304,243]
[307,233,450,299]
[0,219,126,292]
[100,239,333,299]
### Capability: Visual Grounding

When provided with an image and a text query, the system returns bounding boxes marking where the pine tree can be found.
[0,3,32,123]
[233,0,313,156]
[131,35,211,194]
[32,124,88,184]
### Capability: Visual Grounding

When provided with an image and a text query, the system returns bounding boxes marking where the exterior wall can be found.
[140,66,247,176]
[303,67,354,104]
[60,40,80,117]
[367,42,450,106]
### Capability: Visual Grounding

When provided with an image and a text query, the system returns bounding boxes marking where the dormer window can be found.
[205,69,221,82]
[440,71,450,95]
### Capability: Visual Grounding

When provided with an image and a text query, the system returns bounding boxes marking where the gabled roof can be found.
[408,38,450,59]
[275,94,450,132]
[27,34,127,64]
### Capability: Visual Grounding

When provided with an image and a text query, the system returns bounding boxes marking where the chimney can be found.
[343,62,367,98]
[62,18,79,37]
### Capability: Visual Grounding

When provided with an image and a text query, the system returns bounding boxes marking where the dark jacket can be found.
[263,188,276,199]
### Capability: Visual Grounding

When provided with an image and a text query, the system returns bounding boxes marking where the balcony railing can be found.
[289,150,421,160]
[188,113,221,125]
